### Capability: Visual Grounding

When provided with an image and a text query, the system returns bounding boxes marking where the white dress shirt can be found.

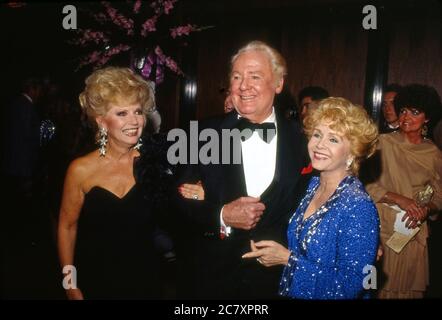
[220,108,278,236]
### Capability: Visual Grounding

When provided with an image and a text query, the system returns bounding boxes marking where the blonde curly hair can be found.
[79,67,154,131]
[303,97,379,175]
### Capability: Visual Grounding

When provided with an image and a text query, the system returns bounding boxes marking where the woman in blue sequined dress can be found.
[242,97,380,299]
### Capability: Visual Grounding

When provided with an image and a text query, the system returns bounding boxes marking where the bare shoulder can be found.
[66,150,100,184]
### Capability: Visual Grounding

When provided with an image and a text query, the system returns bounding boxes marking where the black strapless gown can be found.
[74,184,161,299]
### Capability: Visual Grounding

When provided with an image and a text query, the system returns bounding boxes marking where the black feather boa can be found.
[133,132,175,210]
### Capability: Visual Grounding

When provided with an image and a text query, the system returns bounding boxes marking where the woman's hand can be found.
[402,205,429,229]
[242,240,290,267]
[376,245,383,262]
[393,193,416,212]
[387,193,428,228]
[178,180,205,201]
[66,288,84,300]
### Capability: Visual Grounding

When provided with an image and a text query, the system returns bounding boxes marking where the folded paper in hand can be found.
[385,185,434,254]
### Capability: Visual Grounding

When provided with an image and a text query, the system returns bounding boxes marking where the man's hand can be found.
[222,197,265,230]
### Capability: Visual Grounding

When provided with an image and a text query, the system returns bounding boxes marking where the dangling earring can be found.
[346,158,353,171]
[421,124,428,137]
[134,137,143,151]
[98,127,108,157]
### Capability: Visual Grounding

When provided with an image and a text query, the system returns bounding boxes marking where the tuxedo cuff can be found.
[220,206,232,239]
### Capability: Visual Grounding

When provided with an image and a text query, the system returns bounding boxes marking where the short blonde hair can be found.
[231,40,287,83]
[79,67,154,129]
[303,97,379,175]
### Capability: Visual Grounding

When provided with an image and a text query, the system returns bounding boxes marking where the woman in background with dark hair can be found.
[366,84,442,299]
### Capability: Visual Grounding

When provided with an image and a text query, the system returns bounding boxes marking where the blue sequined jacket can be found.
[280,175,380,299]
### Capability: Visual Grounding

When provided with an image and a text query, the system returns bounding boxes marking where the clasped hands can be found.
[222,196,266,230]
[179,185,267,231]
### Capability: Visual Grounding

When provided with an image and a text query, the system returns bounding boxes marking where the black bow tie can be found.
[235,118,276,143]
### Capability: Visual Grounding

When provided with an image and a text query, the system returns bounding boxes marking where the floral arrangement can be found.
[6,2,27,8]
[71,0,209,84]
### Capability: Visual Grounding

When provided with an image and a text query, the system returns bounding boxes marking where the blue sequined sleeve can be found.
[281,197,379,299]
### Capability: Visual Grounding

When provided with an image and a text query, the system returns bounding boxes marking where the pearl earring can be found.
[346,158,353,171]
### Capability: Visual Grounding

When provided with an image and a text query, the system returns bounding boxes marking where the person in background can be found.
[275,86,298,120]
[1,77,43,194]
[241,97,380,299]
[297,86,329,120]
[223,90,234,114]
[434,118,442,150]
[143,80,162,134]
[380,84,401,134]
[366,84,442,299]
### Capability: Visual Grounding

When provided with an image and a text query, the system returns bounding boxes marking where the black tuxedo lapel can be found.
[255,110,304,237]
[219,111,247,203]
[260,109,290,202]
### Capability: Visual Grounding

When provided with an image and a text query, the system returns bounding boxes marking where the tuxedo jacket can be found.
[1,94,40,178]
[176,109,310,299]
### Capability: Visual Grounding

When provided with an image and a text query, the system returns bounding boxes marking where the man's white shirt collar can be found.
[237,107,277,127]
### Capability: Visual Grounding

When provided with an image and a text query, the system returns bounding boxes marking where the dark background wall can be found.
[183,0,442,126]
[1,0,441,130]
[190,1,370,120]
[388,5,442,92]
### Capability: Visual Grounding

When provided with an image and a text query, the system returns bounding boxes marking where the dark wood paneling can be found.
[282,20,368,106]
[156,78,180,131]
[192,3,370,121]
[388,14,442,96]
[183,0,441,123]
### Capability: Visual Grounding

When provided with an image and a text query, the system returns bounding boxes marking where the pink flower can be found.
[141,16,158,36]
[163,0,177,14]
[150,0,177,16]
[154,46,166,63]
[165,56,183,75]
[170,24,196,38]
[73,29,109,45]
[73,0,201,83]
[141,54,154,78]
[133,0,141,14]
[102,1,134,35]
[153,46,183,77]
[96,44,131,67]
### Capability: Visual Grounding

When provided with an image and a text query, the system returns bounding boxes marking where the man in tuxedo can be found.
[2,78,43,194]
[176,41,310,299]
[379,84,401,134]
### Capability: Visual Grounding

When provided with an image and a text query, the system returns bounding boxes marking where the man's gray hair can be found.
[231,40,287,82]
